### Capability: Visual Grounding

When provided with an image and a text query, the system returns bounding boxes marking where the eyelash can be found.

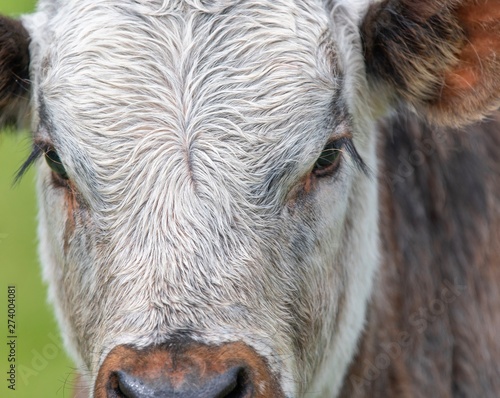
[344,139,370,175]
[16,142,71,184]
[14,143,45,184]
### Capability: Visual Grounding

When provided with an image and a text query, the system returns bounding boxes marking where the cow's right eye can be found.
[312,139,345,177]
[45,149,69,180]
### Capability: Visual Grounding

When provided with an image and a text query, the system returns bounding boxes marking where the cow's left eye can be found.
[312,139,344,177]
[45,149,69,180]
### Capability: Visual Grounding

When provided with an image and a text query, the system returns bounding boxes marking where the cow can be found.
[1,0,499,397]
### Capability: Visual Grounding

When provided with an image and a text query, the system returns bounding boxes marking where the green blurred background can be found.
[1,1,75,397]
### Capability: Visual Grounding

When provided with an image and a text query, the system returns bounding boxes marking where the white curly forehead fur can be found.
[24,0,379,396]
[31,0,344,213]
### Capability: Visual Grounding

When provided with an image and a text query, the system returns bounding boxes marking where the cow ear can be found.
[0,15,30,129]
[362,0,500,126]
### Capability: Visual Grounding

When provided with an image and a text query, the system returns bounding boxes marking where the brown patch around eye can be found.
[285,172,317,208]
[50,170,70,188]
[286,136,354,207]
[63,180,79,253]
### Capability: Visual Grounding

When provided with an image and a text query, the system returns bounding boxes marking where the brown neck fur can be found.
[340,110,500,397]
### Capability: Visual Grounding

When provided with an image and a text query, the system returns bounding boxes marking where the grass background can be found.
[1,1,75,397]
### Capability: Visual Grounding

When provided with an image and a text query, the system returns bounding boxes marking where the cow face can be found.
[2,0,498,396]
[18,1,378,396]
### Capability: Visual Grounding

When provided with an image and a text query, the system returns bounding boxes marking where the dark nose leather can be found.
[112,366,249,398]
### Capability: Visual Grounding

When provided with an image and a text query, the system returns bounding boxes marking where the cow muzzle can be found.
[94,340,285,398]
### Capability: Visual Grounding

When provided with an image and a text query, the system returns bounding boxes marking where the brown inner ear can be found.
[438,0,500,122]
[362,0,500,126]
[0,15,30,127]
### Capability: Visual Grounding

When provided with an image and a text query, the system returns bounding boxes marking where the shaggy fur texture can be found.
[0,0,498,397]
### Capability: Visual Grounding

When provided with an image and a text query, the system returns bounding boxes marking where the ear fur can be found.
[362,0,500,126]
[0,15,30,129]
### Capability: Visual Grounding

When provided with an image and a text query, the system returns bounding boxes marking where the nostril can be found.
[108,371,154,398]
[214,366,252,398]
[116,372,138,398]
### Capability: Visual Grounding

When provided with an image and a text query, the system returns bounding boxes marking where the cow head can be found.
[1,0,499,397]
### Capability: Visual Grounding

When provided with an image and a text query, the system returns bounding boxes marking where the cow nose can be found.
[94,340,285,398]
[112,366,249,398]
